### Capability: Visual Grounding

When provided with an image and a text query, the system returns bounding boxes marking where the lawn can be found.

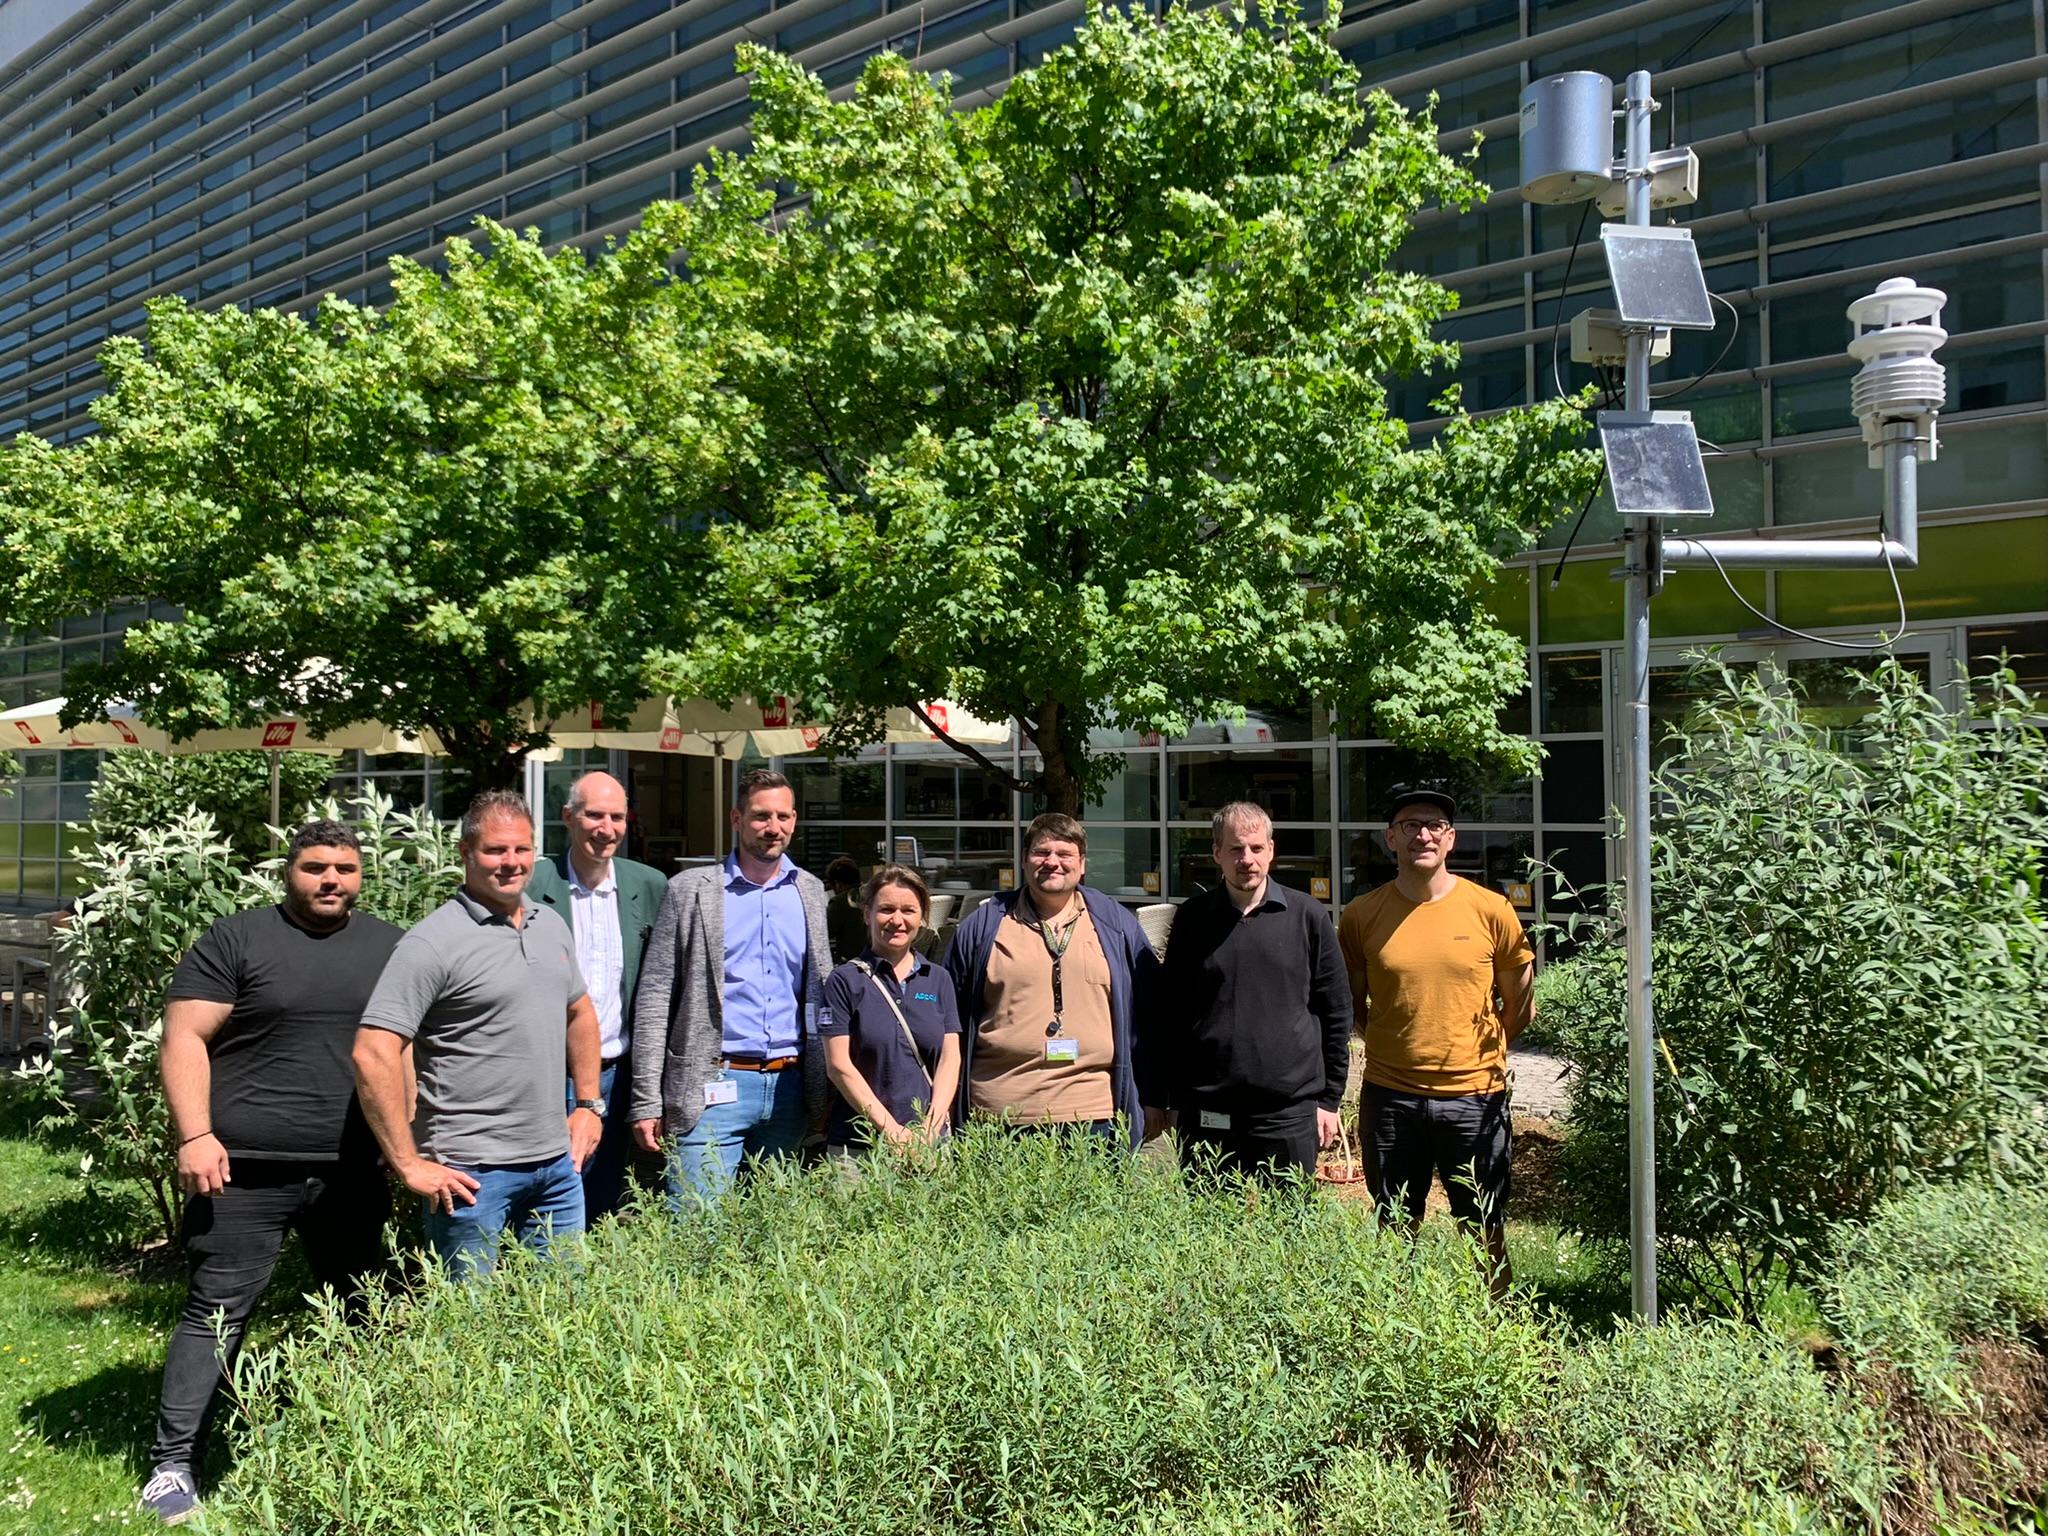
[2,1098,178,1532]
[0,1097,321,1534]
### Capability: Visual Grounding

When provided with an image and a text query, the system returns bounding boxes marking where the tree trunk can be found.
[1034,698,1086,818]
[431,721,530,812]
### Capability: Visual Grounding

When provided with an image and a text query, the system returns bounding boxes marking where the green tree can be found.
[84,750,335,865]
[650,1,1598,811]
[0,215,727,790]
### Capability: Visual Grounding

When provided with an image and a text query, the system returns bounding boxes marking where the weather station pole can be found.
[1517,68,1950,1322]
[1616,69,1660,1325]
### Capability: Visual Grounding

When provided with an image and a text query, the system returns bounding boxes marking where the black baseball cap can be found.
[1385,782,1457,822]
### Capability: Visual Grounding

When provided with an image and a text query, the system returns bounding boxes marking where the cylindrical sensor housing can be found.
[1519,72,1614,205]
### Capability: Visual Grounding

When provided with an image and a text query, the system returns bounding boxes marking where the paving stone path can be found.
[1507,1046,1571,1120]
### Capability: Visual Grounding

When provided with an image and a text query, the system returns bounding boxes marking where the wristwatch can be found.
[573,1097,607,1119]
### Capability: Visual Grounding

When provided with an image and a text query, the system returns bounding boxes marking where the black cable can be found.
[1548,199,1595,403]
[1548,469,1609,592]
[1653,291,1742,404]
[1688,506,1911,652]
[1547,363,1625,591]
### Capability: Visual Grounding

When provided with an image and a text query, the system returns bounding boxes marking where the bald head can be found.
[563,770,628,879]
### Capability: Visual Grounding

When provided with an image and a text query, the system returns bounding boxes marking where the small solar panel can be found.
[1599,225,1715,331]
[1597,411,1715,517]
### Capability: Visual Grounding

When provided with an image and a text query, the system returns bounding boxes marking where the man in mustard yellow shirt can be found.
[1337,784,1534,1292]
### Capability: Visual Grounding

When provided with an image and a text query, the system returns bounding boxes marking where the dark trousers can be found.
[568,1054,635,1222]
[1176,1099,1320,1184]
[149,1161,389,1471]
[1362,1084,1512,1228]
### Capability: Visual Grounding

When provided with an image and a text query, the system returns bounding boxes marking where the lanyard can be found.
[1028,900,1077,1037]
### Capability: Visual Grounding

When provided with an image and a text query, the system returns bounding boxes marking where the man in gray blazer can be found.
[525,770,667,1220]
[631,767,832,1206]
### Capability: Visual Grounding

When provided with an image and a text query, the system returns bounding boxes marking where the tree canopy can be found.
[648,0,1599,811]
[0,210,725,789]
[0,4,1597,809]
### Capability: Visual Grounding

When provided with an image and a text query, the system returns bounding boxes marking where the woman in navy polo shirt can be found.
[821,864,962,1154]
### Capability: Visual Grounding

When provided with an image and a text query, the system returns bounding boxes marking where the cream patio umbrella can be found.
[0,696,420,827]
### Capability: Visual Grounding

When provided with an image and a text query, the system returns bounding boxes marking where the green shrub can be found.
[1825,1179,2048,1408]
[1517,955,1592,1056]
[1320,1448,1460,1536]
[215,1130,1552,1534]
[13,811,274,1239]
[12,789,459,1244]
[83,749,335,864]
[1503,1319,1889,1534]
[1546,658,2048,1318]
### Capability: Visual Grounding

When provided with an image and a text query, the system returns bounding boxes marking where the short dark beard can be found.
[282,888,356,933]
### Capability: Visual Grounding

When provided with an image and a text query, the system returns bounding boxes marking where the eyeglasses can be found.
[1392,818,1452,836]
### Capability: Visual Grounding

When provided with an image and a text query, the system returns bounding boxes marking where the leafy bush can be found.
[208,1131,1938,1536]
[83,749,335,865]
[12,789,460,1243]
[1545,658,2048,1317]
[1825,1179,2048,1407]
[14,812,273,1239]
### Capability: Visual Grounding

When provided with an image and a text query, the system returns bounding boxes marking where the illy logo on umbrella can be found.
[261,721,297,748]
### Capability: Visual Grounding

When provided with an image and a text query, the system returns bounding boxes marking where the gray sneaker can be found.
[139,1463,200,1525]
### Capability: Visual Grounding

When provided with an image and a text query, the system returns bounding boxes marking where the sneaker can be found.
[139,1463,200,1525]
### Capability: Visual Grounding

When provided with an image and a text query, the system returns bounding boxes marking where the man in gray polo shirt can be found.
[354,790,603,1274]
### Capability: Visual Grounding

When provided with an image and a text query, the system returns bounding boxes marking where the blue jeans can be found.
[423,1153,584,1278]
[566,1056,634,1222]
[665,1066,807,1209]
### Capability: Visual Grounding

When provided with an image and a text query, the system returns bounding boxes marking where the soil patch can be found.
[1319,1114,1566,1223]
[1876,1339,2048,1535]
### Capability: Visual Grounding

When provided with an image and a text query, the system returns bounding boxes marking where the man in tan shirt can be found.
[1338,784,1534,1291]
[942,813,1163,1146]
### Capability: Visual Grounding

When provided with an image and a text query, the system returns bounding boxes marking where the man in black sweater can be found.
[1147,800,1352,1182]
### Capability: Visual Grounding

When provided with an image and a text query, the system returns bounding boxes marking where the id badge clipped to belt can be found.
[703,1076,740,1108]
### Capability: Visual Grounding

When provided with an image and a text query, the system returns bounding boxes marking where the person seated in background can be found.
[820,863,961,1157]
[824,855,866,966]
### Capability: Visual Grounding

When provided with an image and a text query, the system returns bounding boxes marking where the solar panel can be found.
[1597,411,1715,517]
[1599,224,1715,331]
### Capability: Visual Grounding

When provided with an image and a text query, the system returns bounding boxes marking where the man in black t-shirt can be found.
[138,820,404,1528]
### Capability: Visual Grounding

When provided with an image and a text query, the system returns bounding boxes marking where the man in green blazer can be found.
[525,770,669,1219]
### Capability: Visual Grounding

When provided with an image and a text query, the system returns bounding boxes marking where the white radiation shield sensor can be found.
[1597,411,1715,517]
[1599,225,1715,331]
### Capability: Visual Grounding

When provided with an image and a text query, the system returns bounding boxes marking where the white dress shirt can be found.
[567,859,628,1060]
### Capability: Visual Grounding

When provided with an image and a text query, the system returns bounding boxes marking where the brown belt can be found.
[723,1056,799,1073]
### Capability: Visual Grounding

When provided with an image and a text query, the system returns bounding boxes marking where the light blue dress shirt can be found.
[720,852,807,1058]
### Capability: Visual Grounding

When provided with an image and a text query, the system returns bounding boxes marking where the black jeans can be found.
[1177,1099,1320,1184]
[149,1160,389,1471]
[1362,1084,1512,1228]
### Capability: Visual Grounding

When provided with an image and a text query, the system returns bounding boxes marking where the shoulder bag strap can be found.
[849,960,935,1090]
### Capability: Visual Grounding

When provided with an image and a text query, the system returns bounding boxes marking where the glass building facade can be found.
[0,0,2042,917]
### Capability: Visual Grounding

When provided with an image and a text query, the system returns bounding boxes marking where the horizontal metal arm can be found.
[1664,428,1922,571]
